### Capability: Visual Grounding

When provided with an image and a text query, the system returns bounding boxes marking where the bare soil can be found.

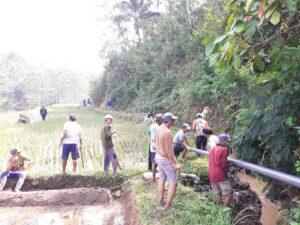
[237,172,281,225]
[0,188,112,207]
[119,185,143,225]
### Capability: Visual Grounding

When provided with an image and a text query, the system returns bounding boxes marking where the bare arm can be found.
[60,132,67,147]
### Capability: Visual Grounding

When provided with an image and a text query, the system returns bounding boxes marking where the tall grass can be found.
[0,105,149,176]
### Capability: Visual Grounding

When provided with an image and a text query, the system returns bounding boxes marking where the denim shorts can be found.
[150,152,156,164]
[62,144,79,160]
[155,154,178,184]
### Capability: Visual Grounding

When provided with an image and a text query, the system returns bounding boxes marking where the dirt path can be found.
[237,172,281,225]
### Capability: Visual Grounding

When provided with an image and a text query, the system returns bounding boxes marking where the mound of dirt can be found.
[0,187,112,207]
[4,173,125,191]
[119,186,142,225]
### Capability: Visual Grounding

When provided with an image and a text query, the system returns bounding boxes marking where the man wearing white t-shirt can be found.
[203,128,219,151]
[147,114,163,181]
[59,115,83,173]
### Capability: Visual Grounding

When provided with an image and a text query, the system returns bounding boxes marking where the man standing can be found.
[40,105,48,121]
[0,148,31,192]
[203,127,219,151]
[173,124,191,159]
[107,99,112,110]
[155,112,180,211]
[208,134,232,207]
[59,115,83,174]
[200,106,211,120]
[192,113,209,150]
[101,114,118,174]
[148,113,163,181]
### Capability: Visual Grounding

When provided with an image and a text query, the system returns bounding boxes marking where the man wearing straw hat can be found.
[101,114,119,174]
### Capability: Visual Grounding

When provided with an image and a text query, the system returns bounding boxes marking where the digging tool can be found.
[79,146,85,169]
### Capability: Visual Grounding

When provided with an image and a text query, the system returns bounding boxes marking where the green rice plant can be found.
[0,105,149,176]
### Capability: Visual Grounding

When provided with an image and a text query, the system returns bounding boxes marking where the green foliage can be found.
[133,180,231,225]
[205,0,300,175]
[91,0,300,181]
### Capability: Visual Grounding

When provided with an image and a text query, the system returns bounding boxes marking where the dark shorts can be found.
[150,152,156,164]
[1,171,23,179]
[62,144,79,160]
[174,146,183,158]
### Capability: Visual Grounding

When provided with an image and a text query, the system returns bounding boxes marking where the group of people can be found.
[0,113,120,192]
[1,106,232,210]
[147,107,232,210]
[83,99,92,107]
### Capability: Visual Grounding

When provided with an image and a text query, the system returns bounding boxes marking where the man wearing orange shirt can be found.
[155,112,180,211]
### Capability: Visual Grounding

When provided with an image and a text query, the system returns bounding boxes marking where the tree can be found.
[113,0,160,43]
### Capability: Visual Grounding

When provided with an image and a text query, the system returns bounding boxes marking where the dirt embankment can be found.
[0,188,112,207]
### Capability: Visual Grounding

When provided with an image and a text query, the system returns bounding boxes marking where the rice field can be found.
[0,105,150,176]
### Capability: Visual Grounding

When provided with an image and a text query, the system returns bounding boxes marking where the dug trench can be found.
[1,172,277,225]
[1,174,142,225]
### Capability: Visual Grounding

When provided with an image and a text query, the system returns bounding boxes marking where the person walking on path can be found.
[155,112,180,211]
[203,127,219,151]
[59,115,83,174]
[40,105,48,121]
[0,148,32,192]
[101,114,119,174]
[208,134,232,207]
[192,113,209,150]
[147,113,163,181]
[173,124,191,159]
[107,99,112,110]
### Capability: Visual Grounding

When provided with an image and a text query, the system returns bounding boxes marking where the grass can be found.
[0,105,149,176]
[132,179,231,225]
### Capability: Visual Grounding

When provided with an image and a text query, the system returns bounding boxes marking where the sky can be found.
[0,0,114,75]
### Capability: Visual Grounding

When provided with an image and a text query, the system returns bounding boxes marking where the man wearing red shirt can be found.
[208,134,232,207]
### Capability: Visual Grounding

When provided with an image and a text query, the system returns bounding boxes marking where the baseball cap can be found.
[10,148,20,154]
[219,134,230,142]
[104,114,113,120]
[182,123,191,130]
[162,112,178,123]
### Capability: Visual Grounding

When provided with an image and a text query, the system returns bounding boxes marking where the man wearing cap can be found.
[0,148,31,192]
[203,127,219,151]
[173,124,191,159]
[192,113,209,150]
[155,112,180,211]
[59,115,83,174]
[101,114,118,174]
[147,113,163,181]
[208,134,232,207]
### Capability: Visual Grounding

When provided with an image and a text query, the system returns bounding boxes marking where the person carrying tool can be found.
[173,124,191,159]
[0,148,32,192]
[59,115,83,174]
[192,113,209,150]
[147,113,163,181]
[208,134,232,207]
[101,114,119,174]
[155,112,180,211]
